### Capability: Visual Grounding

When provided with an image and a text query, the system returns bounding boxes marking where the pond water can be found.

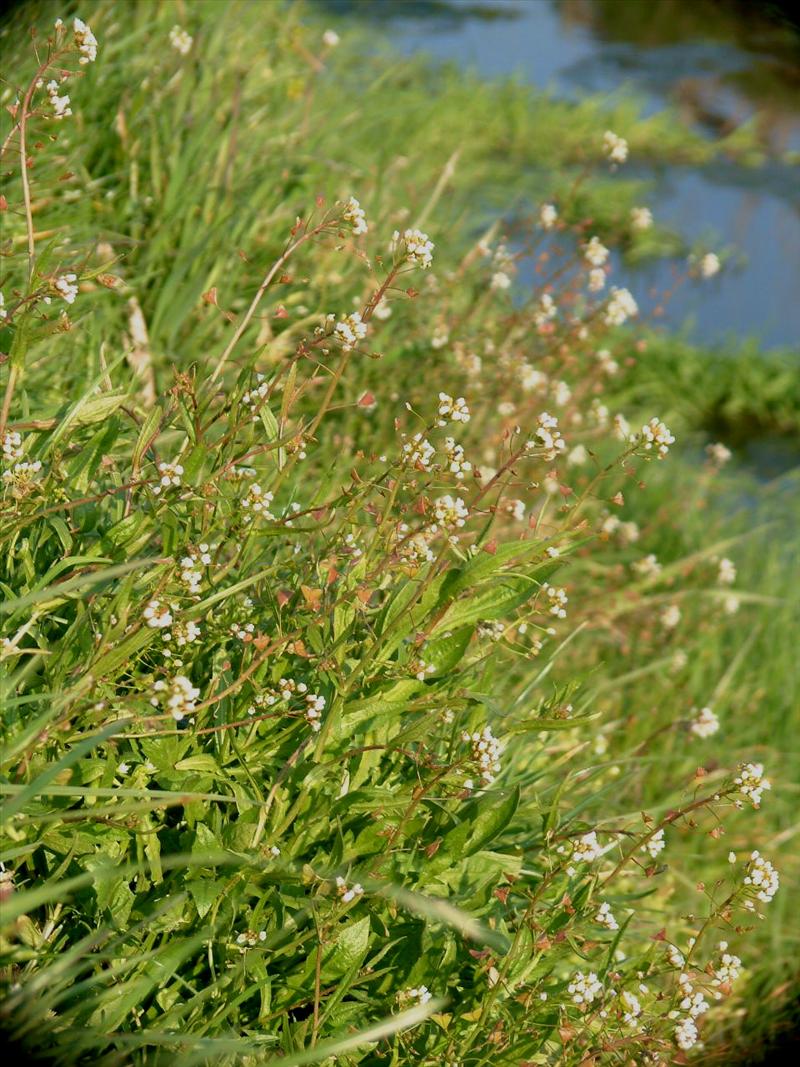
[325,0,800,353]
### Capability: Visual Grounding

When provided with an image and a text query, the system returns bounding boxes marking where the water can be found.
[324,0,800,352]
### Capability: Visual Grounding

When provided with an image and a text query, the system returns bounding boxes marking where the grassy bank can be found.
[1,3,797,1065]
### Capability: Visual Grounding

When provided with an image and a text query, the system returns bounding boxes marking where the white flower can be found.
[391,227,434,269]
[1,460,43,496]
[335,876,364,903]
[603,130,629,165]
[596,901,619,930]
[604,286,638,326]
[533,292,557,327]
[443,437,472,479]
[334,311,367,350]
[437,392,470,425]
[613,413,632,442]
[539,203,558,230]
[699,252,721,278]
[724,594,740,615]
[690,706,719,739]
[151,675,200,721]
[401,432,435,471]
[543,584,568,619]
[46,79,72,119]
[573,831,603,864]
[675,1017,698,1051]
[143,599,173,629]
[588,267,606,292]
[630,206,653,230]
[2,431,23,464]
[530,411,565,460]
[595,348,618,376]
[433,494,469,529]
[153,460,183,495]
[632,553,661,579]
[706,441,732,467]
[73,17,98,63]
[620,990,642,1025]
[179,543,213,593]
[584,236,609,267]
[717,557,736,585]
[661,604,681,630]
[401,985,432,1005]
[462,726,504,786]
[641,828,665,859]
[567,444,588,467]
[169,25,193,54]
[712,943,742,987]
[54,273,78,304]
[342,196,368,236]
[242,483,275,520]
[743,850,779,903]
[640,417,675,458]
[304,692,326,732]
[490,270,511,291]
[734,762,770,809]
[568,970,603,1005]
[323,29,340,48]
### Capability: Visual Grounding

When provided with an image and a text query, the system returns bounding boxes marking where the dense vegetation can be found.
[1,3,797,1065]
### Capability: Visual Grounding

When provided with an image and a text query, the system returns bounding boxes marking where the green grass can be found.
[1,2,798,1065]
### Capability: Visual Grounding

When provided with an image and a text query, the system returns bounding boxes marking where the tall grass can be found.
[1,3,797,1065]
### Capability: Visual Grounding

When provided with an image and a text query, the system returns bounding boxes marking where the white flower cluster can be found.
[400,985,432,1005]
[152,460,183,496]
[700,252,721,279]
[641,828,665,859]
[46,79,72,119]
[734,762,771,808]
[169,25,193,55]
[73,17,98,64]
[151,675,200,721]
[531,411,565,460]
[568,970,603,1006]
[584,236,610,267]
[437,392,470,425]
[462,726,503,786]
[631,206,653,230]
[717,557,736,585]
[443,437,472,479]
[632,553,661,579]
[676,972,710,1021]
[573,831,603,864]
[2,431,23,464]
[604,286,638,326]
[596,901,619,930]
[144,599,173,629]
[661,604,681,630]
[620,989,642,1026]
[242,374,270,417]
[179,543,213,593]
[640,417,675,458]
[432,494,469,530]
[603,129,629,165]
[336,876,364,903]
[401,432,435,471]
[690,706,720,739]
[242,483,275,520]
[533,292,557,327]
[304,691,326,731]
[236,929,266,947]
[342,196,368,235]
[712,942,742,988]
[392,227,434,269]
[334,311,368,350]
[596,348,619,376]
[674,1017,699,1051]
[398,529,435,568]
[2,459,43,496]
[706,441,732,467]
[539,203,558,230]
[54,273,78,304]
[543,584,568,619]
[323,29,340,48]
[743,850,779,904]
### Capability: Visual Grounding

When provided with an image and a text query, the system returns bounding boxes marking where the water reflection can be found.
[325,0,800,350]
